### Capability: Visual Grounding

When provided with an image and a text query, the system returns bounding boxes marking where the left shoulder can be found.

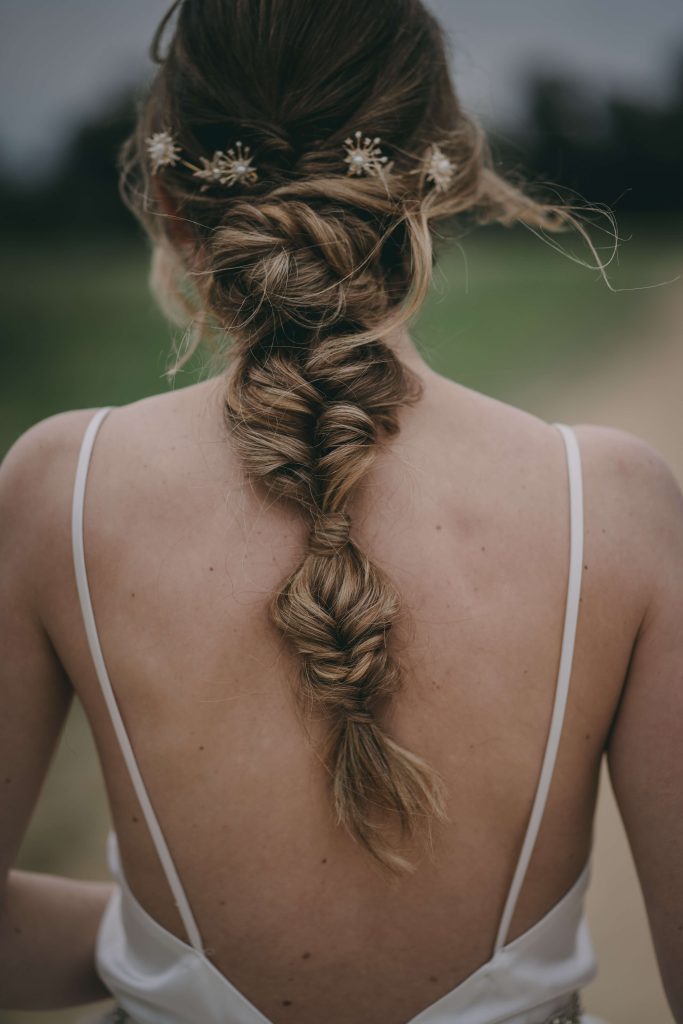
[0,408,108,885]
[0,408,105,608]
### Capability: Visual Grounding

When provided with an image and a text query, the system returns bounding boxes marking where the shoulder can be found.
[571,423,683,535]
[0,382,226,596]
[570,423,683,614]
[591,427,683,1003]
[0,407,104,520]
[572,422,680,489]
[453,381,683,621]
[0,408,106,607]
[0,379,215,519]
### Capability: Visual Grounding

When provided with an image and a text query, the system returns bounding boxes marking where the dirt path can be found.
[525,269,683,1024]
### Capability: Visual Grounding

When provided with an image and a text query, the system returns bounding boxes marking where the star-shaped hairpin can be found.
[424,144,456,192]
[145,129,259,190]
[145,127,455,196]
[191,142,259,191]
[146,130,182,174]
[342,131,391,178]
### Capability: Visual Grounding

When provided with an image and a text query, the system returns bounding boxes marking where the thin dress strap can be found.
[493,422,584,953]
[71,406,204,954]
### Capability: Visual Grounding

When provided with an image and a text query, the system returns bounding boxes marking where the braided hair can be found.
[118,0,612,875]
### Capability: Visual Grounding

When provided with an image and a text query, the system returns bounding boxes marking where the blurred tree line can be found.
[1,46,682,237]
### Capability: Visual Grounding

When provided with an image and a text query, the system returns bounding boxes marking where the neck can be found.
[383,324,434,380]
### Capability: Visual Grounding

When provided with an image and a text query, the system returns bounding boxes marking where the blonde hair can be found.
[118,0,615,876]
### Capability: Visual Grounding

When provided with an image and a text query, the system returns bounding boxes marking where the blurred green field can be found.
[2,214,681,455]
[1,213,682,1023]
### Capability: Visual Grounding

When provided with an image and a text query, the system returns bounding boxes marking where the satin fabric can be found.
[93,831,603,1024]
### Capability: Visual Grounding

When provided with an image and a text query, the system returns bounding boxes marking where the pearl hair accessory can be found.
[145,130,259,191]
[342,131,391,177]
[144,127,455,194]
[425,144,456,192]
[146,131,182,173]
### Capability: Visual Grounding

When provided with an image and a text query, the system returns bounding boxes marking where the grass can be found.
[2,213,681,455]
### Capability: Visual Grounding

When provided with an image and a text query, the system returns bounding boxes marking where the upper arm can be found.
[596,428,683,1015]
[0,412,95,896]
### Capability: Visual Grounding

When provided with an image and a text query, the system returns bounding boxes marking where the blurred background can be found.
[1,1,682,1022]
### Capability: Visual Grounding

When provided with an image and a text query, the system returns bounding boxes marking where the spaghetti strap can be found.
[72,408,583,962]
[71,406,205,955]
[493,422,585,953]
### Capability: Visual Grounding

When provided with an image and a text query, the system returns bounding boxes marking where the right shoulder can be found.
[571,422,683,627]
[574,425,683,1013]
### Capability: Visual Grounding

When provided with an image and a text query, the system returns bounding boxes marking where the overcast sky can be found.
[2,0,682,183]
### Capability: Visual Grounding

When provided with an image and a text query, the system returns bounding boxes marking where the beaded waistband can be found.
[96,990,583,1024]
[540,991,582,1024]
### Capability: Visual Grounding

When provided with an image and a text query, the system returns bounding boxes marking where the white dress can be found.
[72,406,607,1024]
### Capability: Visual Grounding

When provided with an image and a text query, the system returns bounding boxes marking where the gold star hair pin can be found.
[424,144,456,192]
[145,127,455,194]
[145,129,259,191]
[342,130,392,177]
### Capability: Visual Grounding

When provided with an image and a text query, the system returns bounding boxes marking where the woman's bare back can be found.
[32,353,679,1023]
